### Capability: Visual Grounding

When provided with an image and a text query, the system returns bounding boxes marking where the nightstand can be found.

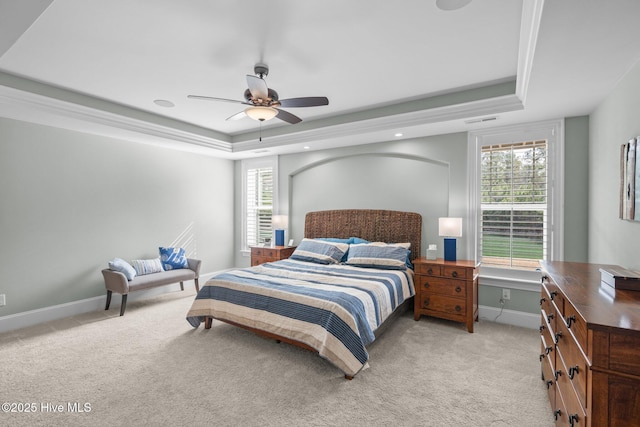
[413,257,480,333]
[250,246,296,266]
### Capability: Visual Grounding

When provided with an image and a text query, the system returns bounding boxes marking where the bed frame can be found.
[204,209,422,379]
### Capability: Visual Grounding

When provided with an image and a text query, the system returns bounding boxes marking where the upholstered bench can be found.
[102,258,201,316]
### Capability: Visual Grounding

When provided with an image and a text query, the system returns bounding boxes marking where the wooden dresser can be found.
[413,258,479,333]
[539,261,640,427]
[250,246,296,266]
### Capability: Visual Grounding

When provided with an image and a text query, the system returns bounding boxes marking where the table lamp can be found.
[272,215,288,246]
[439,217,462,261]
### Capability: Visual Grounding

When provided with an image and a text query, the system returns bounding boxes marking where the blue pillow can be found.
[108,257,137,281]
[159,247,188,270]
[290,238,349,264]
[345,242,410,270]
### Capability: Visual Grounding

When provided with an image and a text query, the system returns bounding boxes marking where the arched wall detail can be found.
[287,152,450,256]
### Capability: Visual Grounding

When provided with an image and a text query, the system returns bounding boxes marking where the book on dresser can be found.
[539,261,640,427]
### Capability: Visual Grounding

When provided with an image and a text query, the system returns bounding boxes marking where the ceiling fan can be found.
[188,64,329,125]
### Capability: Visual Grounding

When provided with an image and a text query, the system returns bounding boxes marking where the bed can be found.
[186,209,422,379]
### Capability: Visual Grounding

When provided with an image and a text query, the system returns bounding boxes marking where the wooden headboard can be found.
[304,209,422,260]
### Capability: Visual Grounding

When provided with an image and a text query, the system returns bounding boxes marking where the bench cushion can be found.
[127,268,196,292]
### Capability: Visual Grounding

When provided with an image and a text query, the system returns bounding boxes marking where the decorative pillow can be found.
[108,257,137,281]
[159,247,188,270]
[130,258,164,276]
[316,237,353,262]
[290,238,349,264]
[345,242,411,270]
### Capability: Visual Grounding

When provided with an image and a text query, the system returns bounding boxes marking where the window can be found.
[468,120,564,276]
[242,157,277,251]
[481,140,547,269]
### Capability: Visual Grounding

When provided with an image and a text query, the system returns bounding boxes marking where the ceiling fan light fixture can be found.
[245,106,278,121]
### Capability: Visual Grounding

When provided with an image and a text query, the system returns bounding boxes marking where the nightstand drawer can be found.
[418,294,466,318]
[416,276,466,298]
[251,247,278,258]
[414,263,442,276]
[443,265,472,279]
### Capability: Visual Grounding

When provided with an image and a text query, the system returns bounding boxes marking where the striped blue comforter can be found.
[186,259,415,377]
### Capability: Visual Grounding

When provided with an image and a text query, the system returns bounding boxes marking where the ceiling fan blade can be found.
[276,108,302,124]
[278,97,329,108]
[246,75,269,100]
[187,94,250,105]
[226,111,247,121]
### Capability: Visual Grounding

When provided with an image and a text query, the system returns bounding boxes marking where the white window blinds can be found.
[246,166,273,248]
[480,140,548,269]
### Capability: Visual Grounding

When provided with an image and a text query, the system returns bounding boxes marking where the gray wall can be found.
[589,60,640,269]
[0,117,235,316]
[564,116,590,262]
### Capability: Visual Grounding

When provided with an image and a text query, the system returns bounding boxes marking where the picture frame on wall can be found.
[620,137,639,221]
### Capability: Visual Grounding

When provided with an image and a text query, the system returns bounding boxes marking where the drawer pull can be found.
[452,271,458,278]
[539,353,545,361]
[568,365,579,380]
[553,409,562,421]
[427,268,433,274]
[547,313,554,323]
[539,297,546,306]
[455,286,462,293]
[545,346,553,355]
[569,414,579,427]
[566,315,576,328]
[554,331,562,343]
[455,305,462,312]
[546,380,553,389]
[541,275,549,284]
[554,370,562,381]
[423,298,430,307]
[424,282,430,289]
[539,325,545,332]
[550,290,558,300]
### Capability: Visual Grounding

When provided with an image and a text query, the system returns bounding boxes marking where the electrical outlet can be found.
[502,288,511,300]
[0,294,5,307]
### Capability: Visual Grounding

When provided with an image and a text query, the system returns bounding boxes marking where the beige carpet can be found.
[0,290,554,426]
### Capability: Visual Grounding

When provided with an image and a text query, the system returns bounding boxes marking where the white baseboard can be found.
[478,304,540,329]
[0,277,207,335]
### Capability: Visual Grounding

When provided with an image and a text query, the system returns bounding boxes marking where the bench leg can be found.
[105,290,112,310]
[180,281,184,291]
[120,294,128,316]
[195,278,200,292]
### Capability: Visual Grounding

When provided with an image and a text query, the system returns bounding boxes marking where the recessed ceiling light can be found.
[153,99,175,108]
[436,0,472,11]
[303,146,310,150]
[395,133,403,137]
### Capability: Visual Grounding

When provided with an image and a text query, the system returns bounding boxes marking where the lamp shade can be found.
[439,217,462,237]
[245,106,278,121]
[271,215,288,229]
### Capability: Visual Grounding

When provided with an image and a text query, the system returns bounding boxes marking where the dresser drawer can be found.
[563,302,587,353]
[555,352,588,426]
[540,336,556,412]
[540,314,555,359]
[556,317,589,408]
[418,294,465,318]
[416,276,466,298]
